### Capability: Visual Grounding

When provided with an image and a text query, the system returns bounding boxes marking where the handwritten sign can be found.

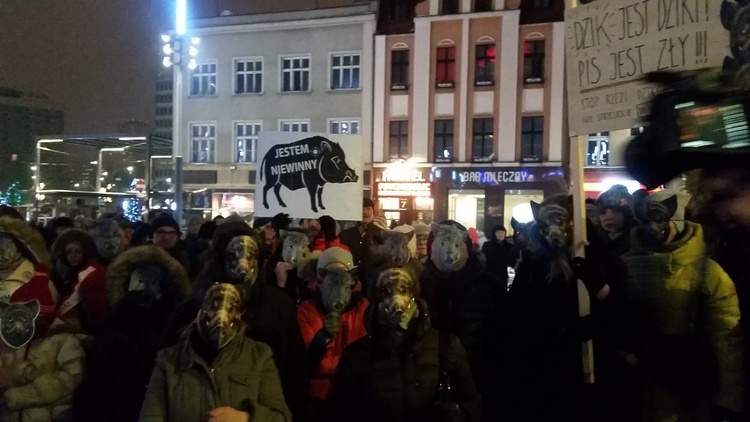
[565,0,730,135]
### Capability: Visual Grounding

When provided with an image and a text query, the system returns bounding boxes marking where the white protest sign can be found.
[565,0,731,136]
[255,132,363,220]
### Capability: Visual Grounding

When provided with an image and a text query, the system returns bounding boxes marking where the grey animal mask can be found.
[279,230,310,266]
[224,236,259,286]
[377,231,414,265]
[430,224,467,272]
[317,268,357,314]
[531,196,574,254]
[0,300,39,349]
[633,195,677,250]
[0,234,20,271]
[128,263,165,301]
[197,283,244,350]
[94,219,122,259]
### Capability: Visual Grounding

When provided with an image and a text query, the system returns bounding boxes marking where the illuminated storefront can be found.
[374,166,433,225]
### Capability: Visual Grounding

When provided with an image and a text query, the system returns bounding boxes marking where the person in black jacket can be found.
[339,198,379,268]
[420,220,505,420]
[166,220,309,422]
[481,224,512,284]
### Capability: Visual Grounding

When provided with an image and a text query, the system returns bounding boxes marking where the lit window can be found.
[436,47,456,88]
[235,122,261,163]
[475,44,495,86]
[331,53,361,90]
[330,120,360,135]
[434,119,454,162]
[190,123,215,163]
[190,62,217,96]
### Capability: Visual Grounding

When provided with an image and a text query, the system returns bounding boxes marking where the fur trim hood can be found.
[105,245,191,308]
[51,229,98,265]
[0,216,50,266]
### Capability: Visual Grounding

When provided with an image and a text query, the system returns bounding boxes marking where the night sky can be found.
[0,0,174,135]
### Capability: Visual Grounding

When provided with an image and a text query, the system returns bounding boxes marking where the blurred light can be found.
[163,57,172,68]
[122,199,130,212]
[38,139,64,143]
[163,44,172,55]
[30,166,37,171]
[102,172,109,176]
[176,0,187,35]
[161,34,171,43]
[170,202,177,211]
[100,177,105,181]
[165,178,172,183]
[188,59,198,70]
[38,183,45,190]
[31,175,36,179]
[189,46,198,57]
[90,160,98,165]
[191,37,200,45]
[119,137,146,141]
[512,203,535,224]
[74,183,80,188]
[127,166,134,172]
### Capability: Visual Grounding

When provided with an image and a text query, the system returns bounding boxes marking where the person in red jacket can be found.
[50,229,108,335]
[312,216,350,252]
[297,247,367,420]
[0,216,56,329]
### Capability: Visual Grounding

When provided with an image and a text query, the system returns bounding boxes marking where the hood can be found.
[105,245,192,308]
[0,217,50,266]
[628,221,706,272]
[51,229,98,265]
[487,224,507,243]
[211,220,258,266]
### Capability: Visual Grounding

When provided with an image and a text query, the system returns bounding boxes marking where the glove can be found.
[274,261,294,288]
[323,311,341,338]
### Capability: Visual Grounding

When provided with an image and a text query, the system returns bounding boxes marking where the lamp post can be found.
[162,0,198,225]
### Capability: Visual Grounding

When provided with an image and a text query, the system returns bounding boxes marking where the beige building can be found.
[372,0,567,234]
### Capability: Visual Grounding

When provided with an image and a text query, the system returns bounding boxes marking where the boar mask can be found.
[318,268,357,314]
[0,300,39,349]
[197,283,244,350]
[128,263,165,302]
[224,236,259,286]
[373,267,419,332]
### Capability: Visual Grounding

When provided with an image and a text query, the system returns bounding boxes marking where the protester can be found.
[413,221,430,264]
[340,198,379,267]
[151,213,190,272]
[596,185,637,256]
[92,215,132,266]
[482,224,512,283]
[312,215,349,252]
[329,265,481,421]
[49,229,108,335]
[49,216,75,237]
[297,247,368,420]
[140,283,291,422]
[420,220,505,419]
[213,215,225,225]
[71,245,192,422]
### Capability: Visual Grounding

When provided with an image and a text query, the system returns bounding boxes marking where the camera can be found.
[625,71,750,189]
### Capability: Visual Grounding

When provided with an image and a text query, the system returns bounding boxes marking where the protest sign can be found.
[565,0,731,135]
[255,132,363,220]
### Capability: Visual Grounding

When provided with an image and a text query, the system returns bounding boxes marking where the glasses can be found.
[154,230,178,236]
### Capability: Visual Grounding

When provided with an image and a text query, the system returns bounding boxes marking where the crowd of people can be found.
[0,179,747,421]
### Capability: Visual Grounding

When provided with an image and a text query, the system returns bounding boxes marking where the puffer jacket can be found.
[139,328,291,422]
[419,254,505,418]
[622,222,744,419]
[328,301,481,422]
[297,284,369,404]
[2,332,87,422]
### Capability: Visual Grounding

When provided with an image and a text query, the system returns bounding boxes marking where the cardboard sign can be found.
[255,132,363,220]
[565,0,730,136]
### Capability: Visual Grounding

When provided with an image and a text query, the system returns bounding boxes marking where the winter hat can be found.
[317,247,354,270]
[413,221,430,237]
[319,215,337,241]
[596,185,634,217]
[272,213,292,234]
[212,221,255,261]
[0,205,23,220]
[151,214,181,235]
[253,217,272,230]
[393,224,417,257]
[372,216,389,231]
[647,190,689,233]
[198,221,217,240]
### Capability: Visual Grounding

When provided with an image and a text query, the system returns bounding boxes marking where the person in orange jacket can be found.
[297,247,367,420]
[312,216,350,253]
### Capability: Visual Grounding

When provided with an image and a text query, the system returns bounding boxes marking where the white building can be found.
[173,3,377,217]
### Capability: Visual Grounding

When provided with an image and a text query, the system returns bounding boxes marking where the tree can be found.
[0,183,23,206]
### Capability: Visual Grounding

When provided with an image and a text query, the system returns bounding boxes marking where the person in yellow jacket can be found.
[623,191,744,422]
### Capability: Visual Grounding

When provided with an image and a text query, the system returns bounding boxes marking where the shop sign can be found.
[376,182,431,197]
[375,167,431,198]
[437,167,564,186]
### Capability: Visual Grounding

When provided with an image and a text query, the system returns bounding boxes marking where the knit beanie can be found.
[319,215,337,241]
[647,191,689,233]
[596,185,634,218]
[151,214,181,235]
[413,221,430,237]
[317,247,355,270]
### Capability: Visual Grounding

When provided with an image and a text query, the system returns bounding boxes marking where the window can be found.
[331,53,361,90]
[281,56,310,92]
[475,0,493,12]
[521,116,544,162]
[475,44,495,86]
[391,50,410,90]
[280,120,309,132]
[235,58,263,94]
[436,47,456,87]
[434,119,454,162]
[389,0,411,20]
[330,119,360,135]
[235,122,261,163]
[389,121,409,159]
[472,118,494,162]
[190,62,217,96]
[442,0,459,14]
[524,40,545,83]
[587,132,610,166]
[533,0,551,9]
[190,123,215,163]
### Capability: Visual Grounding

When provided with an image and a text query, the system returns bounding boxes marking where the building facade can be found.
[154,72,174,140]
[0,87,64,194]
[173,3,377,218]
[372,0,566,233]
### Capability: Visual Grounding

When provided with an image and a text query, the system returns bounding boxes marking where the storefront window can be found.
[449,190,485,232]
[587,132,610,166]
[503,189,544,231]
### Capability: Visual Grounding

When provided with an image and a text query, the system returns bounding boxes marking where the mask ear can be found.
[406,231,414,242]
[511,217,519,232]
[24,300,40,319]
[430,223,440,236]
[660,195,678,219]
[374,231,385,245]
[348,267,358,278]
[279,230,288,241]
[530,201,542,222]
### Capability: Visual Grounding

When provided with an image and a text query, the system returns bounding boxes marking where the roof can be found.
[36,135,172,156]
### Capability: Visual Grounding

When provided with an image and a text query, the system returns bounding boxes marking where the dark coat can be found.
[481,226,513,280]
[419,254,505,419]
[340,222,382,269]
[328,303,482,422]
[167,277,309,422]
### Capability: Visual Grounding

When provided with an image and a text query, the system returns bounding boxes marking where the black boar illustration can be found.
[260,136,359,213]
